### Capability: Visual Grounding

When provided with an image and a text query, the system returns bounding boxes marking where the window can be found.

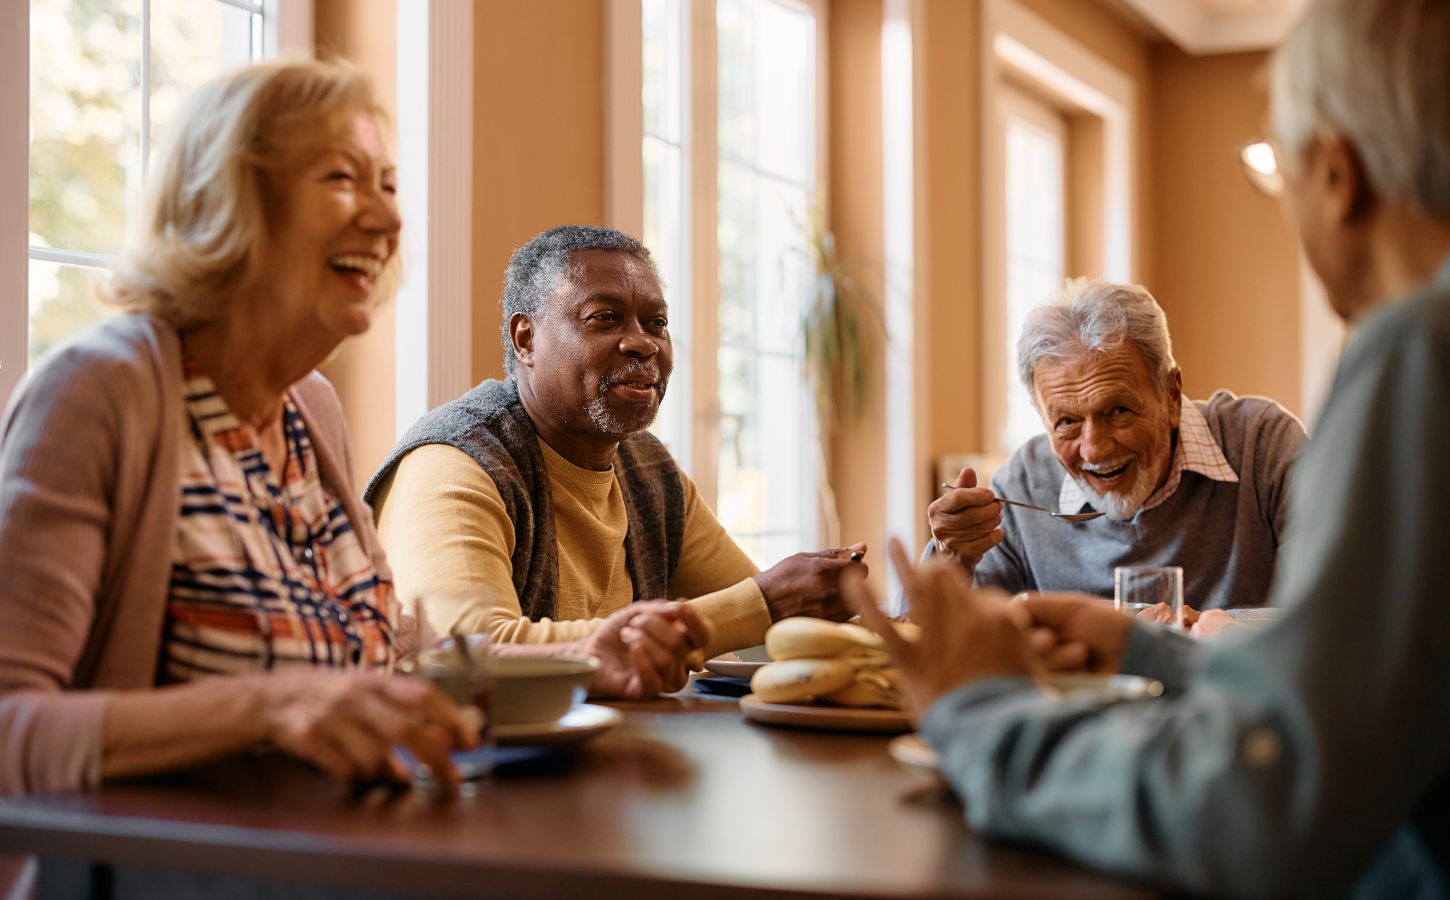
[641,0,691,462]
[714,0,820,564]
[1000,87,1066,451]
[636,0,824,567]
[27,0,271,367]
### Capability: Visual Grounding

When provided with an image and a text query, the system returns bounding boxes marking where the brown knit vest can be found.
[365,379,686,620]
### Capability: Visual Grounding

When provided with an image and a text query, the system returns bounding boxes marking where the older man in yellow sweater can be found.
[366,226,863,659]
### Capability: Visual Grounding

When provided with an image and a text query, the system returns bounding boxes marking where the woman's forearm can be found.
[100,675,273,781]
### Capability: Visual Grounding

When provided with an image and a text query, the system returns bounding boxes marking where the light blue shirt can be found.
[924,258,1450,898]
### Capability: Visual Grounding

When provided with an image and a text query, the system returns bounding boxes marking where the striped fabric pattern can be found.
[162,360,394,681]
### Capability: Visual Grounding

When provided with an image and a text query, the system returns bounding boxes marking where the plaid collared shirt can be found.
[162,358,394,681]
[1058,398,1239,515]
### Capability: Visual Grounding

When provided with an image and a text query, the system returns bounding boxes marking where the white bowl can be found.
[487,655,599,726]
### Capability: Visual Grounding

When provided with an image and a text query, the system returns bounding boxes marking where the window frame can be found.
[999,84,1068,451]
[980,0,1137,455]
[607,0,830,554]
[4,0,309,406]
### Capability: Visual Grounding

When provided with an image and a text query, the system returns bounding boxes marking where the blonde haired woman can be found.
[0,59,708,796]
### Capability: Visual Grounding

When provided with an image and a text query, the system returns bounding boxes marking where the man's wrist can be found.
[932,538,979,575]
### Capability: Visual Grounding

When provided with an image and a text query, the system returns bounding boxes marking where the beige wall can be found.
[917,0,982,541]
[472,0,606,383]
[315,0,398,487]
[1149,47,1302,413]
[828,0,887,576]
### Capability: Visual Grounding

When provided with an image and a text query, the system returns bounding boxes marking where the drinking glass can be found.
[1114,566,1184,629]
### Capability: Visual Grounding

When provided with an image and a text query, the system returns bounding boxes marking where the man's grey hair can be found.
[1272,0,1450,216]
[1017,278,1178,403]
[500,225,659,375]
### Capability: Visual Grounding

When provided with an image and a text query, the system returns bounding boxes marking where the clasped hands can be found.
[848,538,1135,714]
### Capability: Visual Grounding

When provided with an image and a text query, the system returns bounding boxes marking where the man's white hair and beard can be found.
[584,359,669,438]
[1073,453,1167,522]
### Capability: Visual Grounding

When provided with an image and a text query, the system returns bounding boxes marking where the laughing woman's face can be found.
[256,112,402,345]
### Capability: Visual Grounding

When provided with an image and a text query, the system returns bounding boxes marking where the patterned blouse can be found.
[162,357,394,681]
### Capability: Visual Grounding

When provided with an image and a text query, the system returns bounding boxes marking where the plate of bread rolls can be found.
[739,617,917,733]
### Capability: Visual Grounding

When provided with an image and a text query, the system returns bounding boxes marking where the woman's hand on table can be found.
[259,670,476,788]
[582,601,714,699]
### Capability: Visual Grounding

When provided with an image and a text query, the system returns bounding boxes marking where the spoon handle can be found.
[995,497,1056,515]
[938,483,1055,515]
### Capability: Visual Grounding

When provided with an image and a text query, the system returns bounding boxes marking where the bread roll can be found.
[766,617,877,660]
[750,657,856,703]
[821,667,903,709]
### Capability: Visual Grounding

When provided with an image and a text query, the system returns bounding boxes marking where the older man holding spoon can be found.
[927,278,1305,615]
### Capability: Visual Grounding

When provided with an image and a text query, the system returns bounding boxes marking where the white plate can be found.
[885,674,1163,777]
[738,694,914,733]
[493,703,622,746]
[703,645,772,679]
[1045,673,1163,700]
[887,733,943,780]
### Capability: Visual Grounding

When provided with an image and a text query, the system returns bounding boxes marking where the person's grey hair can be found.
[1271,0,1450,216]
[1017,278,1178,403]
[499,225,659,375]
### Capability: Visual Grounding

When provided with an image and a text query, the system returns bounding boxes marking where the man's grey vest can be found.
[365,379,686,621]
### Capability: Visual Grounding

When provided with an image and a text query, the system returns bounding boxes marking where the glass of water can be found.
[1114,566,1184,629]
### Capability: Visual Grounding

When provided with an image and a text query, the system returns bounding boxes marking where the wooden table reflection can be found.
[0,692,1164,899]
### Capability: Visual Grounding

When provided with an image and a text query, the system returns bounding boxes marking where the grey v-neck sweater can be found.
[973,391,1306,609]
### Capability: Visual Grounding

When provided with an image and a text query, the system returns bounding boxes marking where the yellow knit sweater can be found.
[373,439,771,659]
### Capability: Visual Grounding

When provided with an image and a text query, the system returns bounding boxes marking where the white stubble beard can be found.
[1073,455,1164,522]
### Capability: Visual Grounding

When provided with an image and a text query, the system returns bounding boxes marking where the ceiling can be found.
[1112,0,1312,54]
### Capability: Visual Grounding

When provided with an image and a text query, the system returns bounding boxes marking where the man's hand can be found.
[753,543,868,622]
[847,537,1044,714]
[582,601,714,698]
[1012,593,1134,674]
[1133,601,1201,628]
[1190,608,1239,639]
[928,467,1004,574]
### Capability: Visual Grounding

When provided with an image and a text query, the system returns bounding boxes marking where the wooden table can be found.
[0,693,1164,899]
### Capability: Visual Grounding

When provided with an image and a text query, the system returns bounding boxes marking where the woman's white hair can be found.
[104,58,396,326]
[1017,278,1178,404]
[1271,0,1450,216]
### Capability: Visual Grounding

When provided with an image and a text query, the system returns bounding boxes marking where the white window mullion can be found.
[26,248,113,270]
[140,0,152,182]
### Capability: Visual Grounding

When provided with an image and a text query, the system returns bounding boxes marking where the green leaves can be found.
[798,205,882,431]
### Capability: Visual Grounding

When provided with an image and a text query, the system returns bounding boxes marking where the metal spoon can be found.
[938,483,1105,524]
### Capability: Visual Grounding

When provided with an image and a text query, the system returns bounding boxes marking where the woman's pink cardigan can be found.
[0,314,391,795]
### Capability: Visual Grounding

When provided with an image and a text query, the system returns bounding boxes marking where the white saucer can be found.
[1045,673,1163,700]
[887,733,942,780]
[703,644,771,679]
[493,703,622,746]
